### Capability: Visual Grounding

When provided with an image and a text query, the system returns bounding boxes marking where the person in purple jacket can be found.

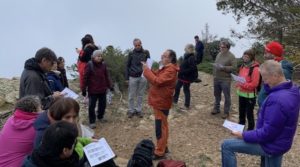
[221,60,300,167]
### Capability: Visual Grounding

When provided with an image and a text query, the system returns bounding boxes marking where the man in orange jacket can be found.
[142,49,179,160]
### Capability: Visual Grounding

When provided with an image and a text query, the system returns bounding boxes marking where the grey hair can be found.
[184,44,195,54]
[15,96,41,113]
[133,38,141,44]
[92,50,102,58]
[259,60,284,77]
[220,40,231,49]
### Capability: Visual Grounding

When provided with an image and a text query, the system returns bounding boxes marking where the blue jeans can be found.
[221,138,283,167]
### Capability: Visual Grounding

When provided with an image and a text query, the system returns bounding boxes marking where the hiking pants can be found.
[238,96,256,130]
[213,79,231,114]
[88,93,106,124]
[128,76,147,113]
[154,108,169,156]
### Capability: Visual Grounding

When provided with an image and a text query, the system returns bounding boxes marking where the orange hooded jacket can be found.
[143,63,179,110]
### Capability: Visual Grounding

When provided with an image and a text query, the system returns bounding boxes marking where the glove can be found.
[110,87,114,92]
[82,91,87,97]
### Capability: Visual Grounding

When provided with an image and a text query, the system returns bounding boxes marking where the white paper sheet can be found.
[230,73,246,83]
[211,63,224,69]
[61,88,79,99]
[142,58,154,77]
[83,138,116,167]
[223,120,245,133]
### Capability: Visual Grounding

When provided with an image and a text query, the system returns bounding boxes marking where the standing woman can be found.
[236,49,260,130]
[0,96,41,167]
[77,35,98,88]
[142,49,179,159]
[173,44,198,111]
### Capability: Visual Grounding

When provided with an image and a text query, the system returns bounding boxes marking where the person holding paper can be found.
[173,44,198,111]
[221,60,300,167]
[126,38,150,118]
[236,49,260,130]
[81,50,112,129]
[212,40,236,119]
[142,49,179,160]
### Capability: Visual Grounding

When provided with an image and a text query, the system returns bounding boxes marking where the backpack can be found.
[157,160,186,167]
[248,65,262,93]
[127,139,154,167]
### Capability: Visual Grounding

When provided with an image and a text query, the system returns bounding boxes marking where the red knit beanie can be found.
[265,41,284,62]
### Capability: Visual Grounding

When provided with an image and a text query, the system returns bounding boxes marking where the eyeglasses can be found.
[220,46,227,49]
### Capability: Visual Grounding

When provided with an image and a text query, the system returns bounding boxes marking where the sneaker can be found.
[136,112,144,118]
[89,123,96,129]
[180,106,189,111]
[127,112,134,118]
[152,154,166,160]
[222,113,229,119]
[98,118,108,123]
[194,78,202,83]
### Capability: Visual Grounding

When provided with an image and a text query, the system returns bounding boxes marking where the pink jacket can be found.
[0,109,39,167]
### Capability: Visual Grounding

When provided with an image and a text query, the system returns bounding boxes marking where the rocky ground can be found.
[1,72,300,167]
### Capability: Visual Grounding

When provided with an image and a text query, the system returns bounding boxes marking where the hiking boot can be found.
[152,154,166,160]
[136,112,144,118]
[127,112,134,118]
[211,110,220,115]
[89,123,96,129]
[222,113,229,119]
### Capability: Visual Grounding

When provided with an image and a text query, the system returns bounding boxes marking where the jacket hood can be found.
[11,109,39,130]
[24,58,44,73]
[47,71,60,78]
[281,60,293,73]
[168,63,180,72]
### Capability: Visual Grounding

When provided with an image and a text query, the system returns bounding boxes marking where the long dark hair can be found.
[167,49,177,64]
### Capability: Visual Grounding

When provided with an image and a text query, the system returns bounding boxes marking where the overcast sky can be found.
[0,0,252,78]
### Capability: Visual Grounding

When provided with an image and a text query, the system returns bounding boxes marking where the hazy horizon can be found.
[0,0,253,78]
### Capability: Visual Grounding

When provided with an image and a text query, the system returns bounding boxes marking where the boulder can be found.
[5,91,19,104]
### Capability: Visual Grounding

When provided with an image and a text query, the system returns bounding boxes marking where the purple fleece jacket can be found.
[243,81,300,155]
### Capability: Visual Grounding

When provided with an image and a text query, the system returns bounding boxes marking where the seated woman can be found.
[33,97,117,167]
[0,96,41,167]
[23,121,79,167]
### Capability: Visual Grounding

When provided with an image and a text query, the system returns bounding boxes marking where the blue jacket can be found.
[47,71,64,92]
[257,60,293,107]
[33,111,50,148]
[22,155,37,167]
[243,81,300,155]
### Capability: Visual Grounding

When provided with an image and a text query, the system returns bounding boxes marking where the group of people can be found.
[212,40,300,167]
[0,32,299,167]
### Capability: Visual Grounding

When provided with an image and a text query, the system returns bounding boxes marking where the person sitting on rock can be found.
[0,96,41,167]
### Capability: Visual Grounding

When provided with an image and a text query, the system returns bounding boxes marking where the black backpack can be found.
[248,65,262,93]
[127,139,154,167]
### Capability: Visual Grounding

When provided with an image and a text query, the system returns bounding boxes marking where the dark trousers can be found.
[238,96,256,130]
[88,93,107,124]
[173,80,191,108]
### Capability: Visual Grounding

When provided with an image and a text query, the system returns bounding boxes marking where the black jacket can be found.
[178,53,198,82]
[126,49,150,80]
[78,44,98,63]
[57,68,69,88]
[19,58,53,110]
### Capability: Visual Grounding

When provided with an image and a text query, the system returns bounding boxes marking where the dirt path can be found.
[79,72,300,167]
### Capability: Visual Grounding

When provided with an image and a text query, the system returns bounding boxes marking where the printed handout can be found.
[230,73,246,83]
[61,88,79,99]
[223,120,245,133]
[83,138,116,167]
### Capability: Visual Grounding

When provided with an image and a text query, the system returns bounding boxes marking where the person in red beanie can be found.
[257,41,293,107]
